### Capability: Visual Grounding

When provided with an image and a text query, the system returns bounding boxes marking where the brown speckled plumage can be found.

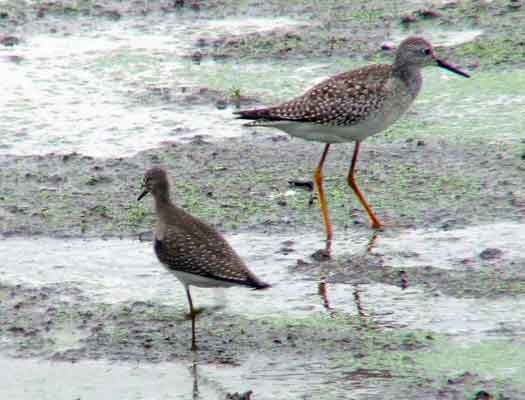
[238,65,394,128]
[138,167,269,350]
[140,167,268,289]
[153,208,268,288]
[235,37,469,254]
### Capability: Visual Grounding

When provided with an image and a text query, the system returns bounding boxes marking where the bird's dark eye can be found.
[423,48,431,55]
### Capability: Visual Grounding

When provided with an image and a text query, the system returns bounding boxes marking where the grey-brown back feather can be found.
[235,64,393,127]
[155,204,269,289]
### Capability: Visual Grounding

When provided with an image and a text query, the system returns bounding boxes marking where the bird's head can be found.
[396,36,470,78]
[137,167,170,201]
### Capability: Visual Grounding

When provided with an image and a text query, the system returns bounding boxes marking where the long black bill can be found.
[436,58,470,78]
[137,189,149,201]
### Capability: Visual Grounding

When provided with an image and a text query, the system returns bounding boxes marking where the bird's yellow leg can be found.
[314,144,334,251]
[347,142,383,229]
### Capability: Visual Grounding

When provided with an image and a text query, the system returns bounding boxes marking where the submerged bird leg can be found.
[314,144,333,253]
[347,142,383,229]
[185,286,198,351]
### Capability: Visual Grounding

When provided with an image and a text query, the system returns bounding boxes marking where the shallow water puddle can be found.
[2,11,518,157]
[345,283,525,341]
[205,352,394,400]
[0,233,366,317]
[0,353,393,400]
[375,221,525,270]
[2,226,525,342]
[0,14,305,157]
[0,356,219,400]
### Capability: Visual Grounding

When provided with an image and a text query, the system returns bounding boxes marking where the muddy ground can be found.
[1,0,525,399]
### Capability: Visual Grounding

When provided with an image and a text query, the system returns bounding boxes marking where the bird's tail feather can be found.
[234,108,271,120]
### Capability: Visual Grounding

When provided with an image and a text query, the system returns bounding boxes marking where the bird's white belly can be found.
[271,121,369,143]
[171,270,239,288]
[258,100,413,143]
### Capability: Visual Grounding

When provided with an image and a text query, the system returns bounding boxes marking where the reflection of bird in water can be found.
[191,361,199,400]
[318,232,378,316]
[190,359,254,400]
[318,281,367,319]
[353,285,366,319]
[236,37,469,255]
[366,233,379,254]
[318,278,331,310]
[138,167,270,351]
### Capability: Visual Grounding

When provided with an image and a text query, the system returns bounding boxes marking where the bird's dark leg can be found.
[314,144,333,253]
[347,141,383,229]
[185,286,198,351]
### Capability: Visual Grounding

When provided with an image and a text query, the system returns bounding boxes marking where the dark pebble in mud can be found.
[191,50,203,63]
[416,9,443,19]
[288,180,314,192]
[270,135,289,142]
[100,10,121,20]
[295,258,311,268]
[278,246,294,255]
[6,55,24,63]
[216,99,228,109]
[508,0,523,10]
[7,326,26,335]
[0,35,20,46]
[474,390,494,400]
[226,391,253,400]
[188,135,210,145]
[479,248,503,260]
[380,42,394,51]
[460,258,474,266]
[401,15,418,24]
[196,37,207,47]
[311,249,330,262]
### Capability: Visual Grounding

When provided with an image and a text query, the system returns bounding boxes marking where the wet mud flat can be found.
[1,135,524,238]
[2,231,525,399]
[2,138,525,398]
[1,0,525,399]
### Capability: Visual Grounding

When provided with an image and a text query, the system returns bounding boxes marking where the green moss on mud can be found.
[415,339,525,389]
[457,38,525,65]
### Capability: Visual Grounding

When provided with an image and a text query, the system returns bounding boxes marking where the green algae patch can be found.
[457,38,525,66]
[414,339,525,390]
[176,59,328,103]
[384,69,525,145]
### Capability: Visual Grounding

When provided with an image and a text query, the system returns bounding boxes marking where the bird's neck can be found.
[392,63,422,98]
[153,192,173,214]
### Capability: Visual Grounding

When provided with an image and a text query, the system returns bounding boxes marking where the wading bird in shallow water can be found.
[235,36,470,255]
[138,167,269,351]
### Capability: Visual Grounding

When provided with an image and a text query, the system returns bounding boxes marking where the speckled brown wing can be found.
[154,209,268,289]
[236,64,393,127]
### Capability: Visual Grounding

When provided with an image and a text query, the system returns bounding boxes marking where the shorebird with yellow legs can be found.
[236,37,470,255]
